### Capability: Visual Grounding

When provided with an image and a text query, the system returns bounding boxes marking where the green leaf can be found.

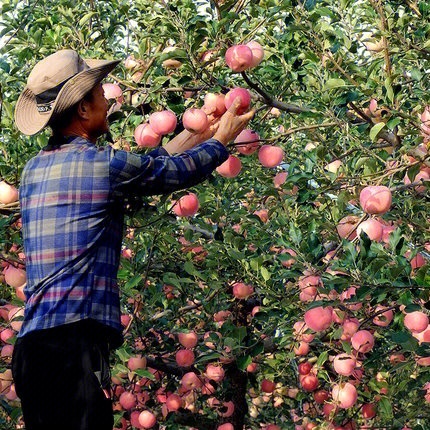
[369,122,386,141]
[316,350,328,367]
[78,11,97,27]
[261,266,271,281]
[289,222,302,246]
[324,78,346,90]
[379,397,393,418]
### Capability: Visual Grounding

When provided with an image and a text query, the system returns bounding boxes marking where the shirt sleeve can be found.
[109,138,229,197]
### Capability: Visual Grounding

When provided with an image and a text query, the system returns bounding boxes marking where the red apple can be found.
[180,372,202,390]
[300,373,319,392]
[261,379,276,393]
[205,364,225,382]
[225,45,253,72]
[204,93,226,117]
[360,185,392,215]
[304,306,333,332]
[246,41,264,67]
[149,110,177,135]
[0,182,19,205]
[298,361,312,375]
[178,331,198,348]
[224,88,251,114]
[216,155,242,178]
[173,193,199,217]
[333,354,356,376]
[4,266,26,289]
[357,219,383,241]
[404,311,429,333]
[351,330,375,353]
[258,145,284,168]
[134,123,161,148]
[166,394,182,411]
[362,403,377,419]
[182,108,209,133]
[234,129,260,155]
[138,410,157,429]
[232,282,254,299]
[119,391,137,410]
[175,349,195,367]
[332,382,357,409]
[102,83,124,104]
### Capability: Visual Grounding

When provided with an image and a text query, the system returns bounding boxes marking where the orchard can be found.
[0,0,430,429]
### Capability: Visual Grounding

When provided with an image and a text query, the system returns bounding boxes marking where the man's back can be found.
[19,138,123,340]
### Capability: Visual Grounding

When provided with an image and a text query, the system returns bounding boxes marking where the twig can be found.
[241,72,312,113]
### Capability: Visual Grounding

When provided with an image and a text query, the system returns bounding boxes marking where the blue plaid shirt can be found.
[18,136,228,344]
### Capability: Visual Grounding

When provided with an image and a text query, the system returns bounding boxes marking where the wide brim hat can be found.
[15,50,120,135]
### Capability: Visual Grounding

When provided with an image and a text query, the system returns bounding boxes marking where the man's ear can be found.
[76,99,90,120]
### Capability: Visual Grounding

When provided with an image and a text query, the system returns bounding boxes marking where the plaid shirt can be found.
[18,136,228,344]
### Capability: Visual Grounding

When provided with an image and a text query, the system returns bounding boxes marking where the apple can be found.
[362,403,377,419]
[332,382,358,409]
[218,424,234,430]
[224,88,251,114]
[181,372,203,390]
[360,185,392,215]
[166,393,182,411]
[134,123,161,148]
[298,361,312,375]
[178,331,198,348]
[404,311,429,333]
[300,373,319,392]
[333,354,356,376]
[246,41,264,67]
[204,93,227,117]
[175,349,195,367]
[404,170,430,193]
[205,364,225,382]
[258,145,284,168]
[128,355,147,371]
[357,219,383,241]
[149,110,177,135]
[4,266,26,289]
[232,282,254,299]
[294,341,310,356]
[373,306,394,327]
[182,108,209,133]
[234,129,260,155]
[216,155,242,178]
[336,215,360,240]
[351,330,375,353]
[273,172,288,188]
[313,389,329,404]
[138,410,157,429]
[261,379,276,393]
[225,44,253,72]
[102,83,124,104]
[304,306,333,332]
[119,391,137,410]
[0,182,19,205]
[173,193,199,217]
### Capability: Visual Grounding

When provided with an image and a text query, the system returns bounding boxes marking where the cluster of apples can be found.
[224,41,264,72]
[111,326,244,430]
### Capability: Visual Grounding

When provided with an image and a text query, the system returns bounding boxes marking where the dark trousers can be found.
[12,320,114,430]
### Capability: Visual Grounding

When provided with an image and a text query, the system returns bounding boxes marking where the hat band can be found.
[35,75,76,112]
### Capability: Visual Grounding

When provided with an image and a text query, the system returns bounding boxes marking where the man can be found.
[12,49,253,430]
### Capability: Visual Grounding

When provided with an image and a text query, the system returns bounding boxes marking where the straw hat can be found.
[14,49,120,135]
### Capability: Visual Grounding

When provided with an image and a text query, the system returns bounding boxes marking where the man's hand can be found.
[213,97,255,146]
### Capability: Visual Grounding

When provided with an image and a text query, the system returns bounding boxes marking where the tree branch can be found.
[241,72,312,113]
